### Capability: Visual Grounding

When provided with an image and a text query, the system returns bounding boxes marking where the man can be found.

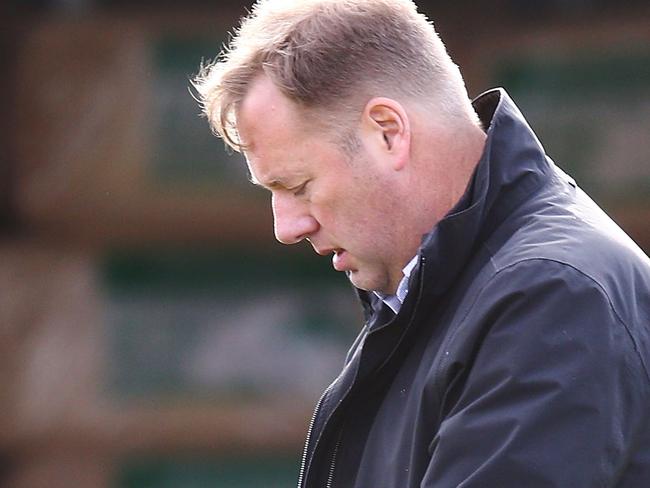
[193,0,650,486]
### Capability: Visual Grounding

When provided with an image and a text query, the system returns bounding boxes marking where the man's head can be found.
[194,0,486,293]
[194,0,478,150]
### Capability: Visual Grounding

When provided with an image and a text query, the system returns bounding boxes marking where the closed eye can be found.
[292,180,310,197]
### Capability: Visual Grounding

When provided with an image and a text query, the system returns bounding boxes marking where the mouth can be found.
[314,246,335,256]
[311,245,350,272]
[332,249,348,272]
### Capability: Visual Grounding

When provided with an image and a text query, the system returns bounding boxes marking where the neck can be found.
[386,117,487,293]
[412,120,486,226]
[451,124,487,202]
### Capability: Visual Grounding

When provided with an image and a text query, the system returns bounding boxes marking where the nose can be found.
[272,193,319,244]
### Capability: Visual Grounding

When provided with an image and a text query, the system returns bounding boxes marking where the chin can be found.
[347,270,386,293]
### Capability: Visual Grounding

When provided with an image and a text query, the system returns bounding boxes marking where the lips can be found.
[314,246,335,256]
[332,249,348,271]
[311,244,350,271]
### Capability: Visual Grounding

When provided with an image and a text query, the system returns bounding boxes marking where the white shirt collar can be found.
[373,254,419,314]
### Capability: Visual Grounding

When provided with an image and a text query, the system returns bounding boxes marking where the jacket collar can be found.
[358,88,553,317]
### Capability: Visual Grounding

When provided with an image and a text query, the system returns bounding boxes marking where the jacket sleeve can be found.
[422,259,649,488]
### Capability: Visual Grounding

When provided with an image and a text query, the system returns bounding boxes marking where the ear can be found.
[362,97,411,171]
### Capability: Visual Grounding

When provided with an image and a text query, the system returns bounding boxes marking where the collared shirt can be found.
[373,254,419,314]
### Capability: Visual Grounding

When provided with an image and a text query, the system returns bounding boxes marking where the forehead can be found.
[238,75,303,148]
[237,78,298,183]
[237,75,335,186]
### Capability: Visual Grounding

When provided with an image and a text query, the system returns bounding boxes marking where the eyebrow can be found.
[248,173,289,191]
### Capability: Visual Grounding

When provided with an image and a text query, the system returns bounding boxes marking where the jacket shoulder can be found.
[426,256,649,487]
[480,184,650,382]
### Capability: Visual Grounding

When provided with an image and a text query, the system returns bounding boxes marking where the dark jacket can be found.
[297,89,650,488]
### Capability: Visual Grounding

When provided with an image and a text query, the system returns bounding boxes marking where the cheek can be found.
[311,177,391,238]
[310,200,354,240]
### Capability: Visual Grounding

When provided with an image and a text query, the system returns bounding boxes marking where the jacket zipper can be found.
[326,430,343,488]
[298,325,370,488]
[297,381,336,488]
[301,256,427,487]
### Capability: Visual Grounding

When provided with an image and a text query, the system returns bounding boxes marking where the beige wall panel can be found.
[13,16,270,248]
[0,242,104,444]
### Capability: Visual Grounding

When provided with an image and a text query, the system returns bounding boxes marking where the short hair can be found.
[193,0,478,151]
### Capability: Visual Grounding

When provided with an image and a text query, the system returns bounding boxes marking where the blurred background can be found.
[1,0,649,486]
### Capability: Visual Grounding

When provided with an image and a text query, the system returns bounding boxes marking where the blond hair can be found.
[193,0,478,151]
